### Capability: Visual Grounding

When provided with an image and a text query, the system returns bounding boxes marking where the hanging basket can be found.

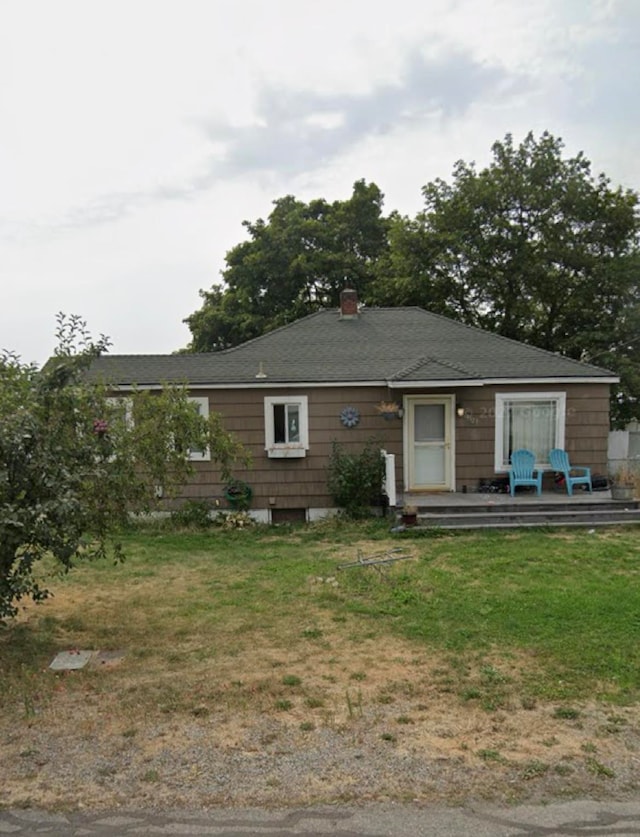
[224,479,253,510]
[375,401,401,420]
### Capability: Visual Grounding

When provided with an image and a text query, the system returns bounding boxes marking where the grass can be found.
[2,519,640,720]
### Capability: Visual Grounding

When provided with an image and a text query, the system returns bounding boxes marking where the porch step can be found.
[406,500,640,530]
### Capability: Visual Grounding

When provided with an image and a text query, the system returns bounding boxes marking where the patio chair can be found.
[549,448,592,495]
[509,449,543,497]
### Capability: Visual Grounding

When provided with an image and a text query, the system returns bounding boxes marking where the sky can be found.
[1,0,639,365]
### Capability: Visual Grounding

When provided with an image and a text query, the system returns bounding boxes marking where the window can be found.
[264,396,308,458]
[188,396,210,461]
[106,395,210,461]
[106,396,133,429]
[495,392,566,471]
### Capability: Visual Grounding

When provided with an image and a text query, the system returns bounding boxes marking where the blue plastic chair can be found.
[549,448,592,495]
[509,449,543,497]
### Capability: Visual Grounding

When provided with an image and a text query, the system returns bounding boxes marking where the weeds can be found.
[477,749,505,764]
[553,706,580,720]
[345,689,363,719]
[521,760,549,779]
[586,757,616,778]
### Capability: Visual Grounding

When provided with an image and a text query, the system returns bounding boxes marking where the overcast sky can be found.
[1,0,639,364]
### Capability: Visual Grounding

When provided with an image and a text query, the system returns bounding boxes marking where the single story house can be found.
[88,290,617,522]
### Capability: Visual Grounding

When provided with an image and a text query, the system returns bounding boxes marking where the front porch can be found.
[396,489,640,530]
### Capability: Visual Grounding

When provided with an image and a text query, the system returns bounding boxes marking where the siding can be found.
[175,381,611,510]
[448,382,610,487]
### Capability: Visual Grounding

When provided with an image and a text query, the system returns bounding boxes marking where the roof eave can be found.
[107,374,619,391]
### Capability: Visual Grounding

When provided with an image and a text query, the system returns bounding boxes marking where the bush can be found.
[327,439,385,518]
[170,500,213,529]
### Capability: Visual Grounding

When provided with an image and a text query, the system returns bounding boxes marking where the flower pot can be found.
[401,506,418,526]
[611,484,634,501]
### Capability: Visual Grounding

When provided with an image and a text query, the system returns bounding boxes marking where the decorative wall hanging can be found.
[340,406,360,428]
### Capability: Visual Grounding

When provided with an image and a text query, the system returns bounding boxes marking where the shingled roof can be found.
[86,307,616,388]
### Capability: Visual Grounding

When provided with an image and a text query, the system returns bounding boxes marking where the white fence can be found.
[608,421,640,473]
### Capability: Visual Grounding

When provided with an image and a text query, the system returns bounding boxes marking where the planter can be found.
[401,505,418,526]
[224,480,253,510]
[611,484,634,501]
[376,401,401,421]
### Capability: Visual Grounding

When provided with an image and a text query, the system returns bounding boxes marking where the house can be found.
[87,289,617,522]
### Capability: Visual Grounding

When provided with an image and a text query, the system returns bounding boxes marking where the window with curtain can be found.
[495,393,565,470]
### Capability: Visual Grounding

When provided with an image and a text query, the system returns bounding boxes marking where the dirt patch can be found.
[2,624,639,811]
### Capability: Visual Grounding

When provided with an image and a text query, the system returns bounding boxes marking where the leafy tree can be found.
[0,315,244,621]
[186,132,640,423]
[375,132,640,424]
[185,180,389,350]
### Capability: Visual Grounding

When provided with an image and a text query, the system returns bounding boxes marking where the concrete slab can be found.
[49,650,94,671]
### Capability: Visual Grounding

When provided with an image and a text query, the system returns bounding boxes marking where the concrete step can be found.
[406,503,640,530]
[412,500,639,515]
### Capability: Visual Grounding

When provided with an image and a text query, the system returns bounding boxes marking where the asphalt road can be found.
[1,800,640,836]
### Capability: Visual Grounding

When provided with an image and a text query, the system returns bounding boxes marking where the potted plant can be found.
[376,400,401,420]
[610,464,636,501]
[224,478,253,510]
[401,504,418,526]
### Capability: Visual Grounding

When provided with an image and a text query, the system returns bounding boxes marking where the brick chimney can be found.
[339,287,359,319]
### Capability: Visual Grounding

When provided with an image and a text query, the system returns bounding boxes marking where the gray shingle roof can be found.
[86,307,615,387]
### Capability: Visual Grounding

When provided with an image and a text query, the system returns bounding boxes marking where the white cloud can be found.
[0,0,638,364]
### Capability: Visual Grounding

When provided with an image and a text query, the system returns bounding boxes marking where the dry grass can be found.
[1,522,639,810]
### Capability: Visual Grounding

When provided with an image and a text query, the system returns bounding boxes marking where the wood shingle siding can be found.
[88,303,616,515]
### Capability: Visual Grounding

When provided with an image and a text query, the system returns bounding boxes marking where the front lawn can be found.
[2,520,639,712]
[2,520,640,809]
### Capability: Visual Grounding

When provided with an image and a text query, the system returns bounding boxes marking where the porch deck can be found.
[395,489,640,529]
[400,489,616,507]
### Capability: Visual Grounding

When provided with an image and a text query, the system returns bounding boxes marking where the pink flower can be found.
[93,419,109,435]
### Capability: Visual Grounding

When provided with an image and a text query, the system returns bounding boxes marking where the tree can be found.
[185,180,389,351]
[0,315,244,621]
[186,132,640,423]
[376,132,640,424]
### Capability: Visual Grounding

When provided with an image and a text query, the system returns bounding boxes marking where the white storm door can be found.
[406,398,453,490]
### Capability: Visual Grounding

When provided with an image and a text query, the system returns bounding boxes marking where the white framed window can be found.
[106,396,133,428]
[188,396,210,461]
[264,395,309,458]
[495,392,566,471]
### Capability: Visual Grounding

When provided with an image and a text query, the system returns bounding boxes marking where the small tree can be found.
[0,314,244,621]
[327,440,385,518]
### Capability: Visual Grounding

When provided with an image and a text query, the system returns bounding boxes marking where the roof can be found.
[86,307,617,388]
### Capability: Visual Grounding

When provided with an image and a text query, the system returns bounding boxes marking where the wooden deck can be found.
[395,490,640,529]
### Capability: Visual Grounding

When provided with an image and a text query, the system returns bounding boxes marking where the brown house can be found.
[88,290,617,522]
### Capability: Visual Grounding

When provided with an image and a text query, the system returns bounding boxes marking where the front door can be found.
[405,397,454,490]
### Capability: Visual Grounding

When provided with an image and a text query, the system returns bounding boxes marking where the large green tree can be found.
[0,315,243,620]
[373,132,640,424]
[185,179,389,350]
[186,132,639,424]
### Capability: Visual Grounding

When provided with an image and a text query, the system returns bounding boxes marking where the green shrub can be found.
[327,439,385,518]
[170,500,213,529]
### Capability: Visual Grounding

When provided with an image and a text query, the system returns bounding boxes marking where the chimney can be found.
[339,287,359,319]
